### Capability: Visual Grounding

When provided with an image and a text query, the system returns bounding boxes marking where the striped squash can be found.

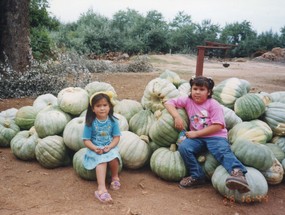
[263,102,285,136]
[234,93,266,121]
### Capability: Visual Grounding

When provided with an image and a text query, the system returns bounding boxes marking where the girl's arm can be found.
[103,136,120,153]
[186,124,223,138]
[164,103,185,131]
[83,139,103,154]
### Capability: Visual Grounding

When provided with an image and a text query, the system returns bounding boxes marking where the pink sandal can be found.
[110,180,121,190]
[94,191,113,203]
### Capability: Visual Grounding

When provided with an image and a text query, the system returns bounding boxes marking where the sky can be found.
[48,0,285,34]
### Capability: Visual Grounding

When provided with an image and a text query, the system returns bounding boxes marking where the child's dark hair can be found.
[85,93,116,126]
[189,76,215,98]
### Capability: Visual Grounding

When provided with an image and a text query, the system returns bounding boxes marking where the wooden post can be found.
[196,47,205,77]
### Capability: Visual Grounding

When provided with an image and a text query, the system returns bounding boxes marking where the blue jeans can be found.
[178,137,247,180]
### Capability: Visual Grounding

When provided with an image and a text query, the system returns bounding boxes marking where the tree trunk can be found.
[0,0,31,73]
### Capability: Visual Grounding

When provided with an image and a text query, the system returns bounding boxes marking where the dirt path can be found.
[1,54,285,215]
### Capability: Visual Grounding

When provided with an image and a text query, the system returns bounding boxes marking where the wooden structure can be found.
[195,41,237,77]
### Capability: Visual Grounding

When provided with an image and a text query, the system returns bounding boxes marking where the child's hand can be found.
[185,131,199,138]
[103,146,111,153]
[94,147,103,154]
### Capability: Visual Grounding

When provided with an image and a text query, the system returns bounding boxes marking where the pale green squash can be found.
[57,87,89,116]
[234,93,266,121]
[263,102,285,136]
[114,113,129,131]
[231,138,274,171]
[159,69,181,88]
[270,91,285,103]
[228,119,273,144]
[150,144,187,181]
[141,78,180,113]
[10,127,38,160]
[15,106,37,130]
[129,109,155,136]
[0,117,20,147]
[63,116,85,152]
[33,93,58,113]
[200,152,220,179]
[34,106,72,138]
[118,131,151,169]
[0,108,18,120]
[222,105,242,130]
[265,143,285,162]
[271,136,285,153]
[35,135,71,169]
[212,166,268,203]
[177,82,190,97]
[213,78,251,109]
[149,109,189,147]
[114,99,143,122]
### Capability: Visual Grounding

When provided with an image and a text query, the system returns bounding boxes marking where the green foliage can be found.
[29,0,60,61]
[29,5,284,59]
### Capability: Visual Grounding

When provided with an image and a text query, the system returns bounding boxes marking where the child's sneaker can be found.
[225,169,250,193]
[179,176,206,189]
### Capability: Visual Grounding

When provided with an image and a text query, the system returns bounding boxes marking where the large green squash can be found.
[149,109,189,147]
[0,108,18,120]
[15,106,37,130]
[57,87,89,116]
[63,116,85,152]
[234,93,266,121]
[270,91,285,103]
[228,119,273,144]
[271,136,285,153]
[114,113,129,131]
[212,166,268,203]
[159,69,181,88]
[213,78,250,109]
[231,138,275,171]
[129,109,155,136]
[114,99,143,122]
[263,102,285,136]
[118,131,151,169]
[222,105,242,130]
[34,106,72,138]
[0,117,20,147]
[200,152,220,179]
[10,127,38,160]
[35,135,71,168]
[33,93,58,113]
[178,82,190,97]
[141,78,180,113]
[150,144,187,182]
[265,143,285,162]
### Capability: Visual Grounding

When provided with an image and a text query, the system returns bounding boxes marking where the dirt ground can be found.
[1,54,285,215]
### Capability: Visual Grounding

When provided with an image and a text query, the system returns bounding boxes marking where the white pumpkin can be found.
[57,87,89,116]
[63,116,85,152]
[33,93,58,113]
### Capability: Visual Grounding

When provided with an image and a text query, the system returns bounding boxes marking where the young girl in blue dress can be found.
[82,91,121,203]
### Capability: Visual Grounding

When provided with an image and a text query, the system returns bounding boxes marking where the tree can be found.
[0,0,31,73]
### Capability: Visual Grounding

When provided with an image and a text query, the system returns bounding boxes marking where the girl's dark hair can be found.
[189,76,215,98]
[85,93,116,126]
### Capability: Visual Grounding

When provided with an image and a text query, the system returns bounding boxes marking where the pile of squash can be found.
[1,70,285,203]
